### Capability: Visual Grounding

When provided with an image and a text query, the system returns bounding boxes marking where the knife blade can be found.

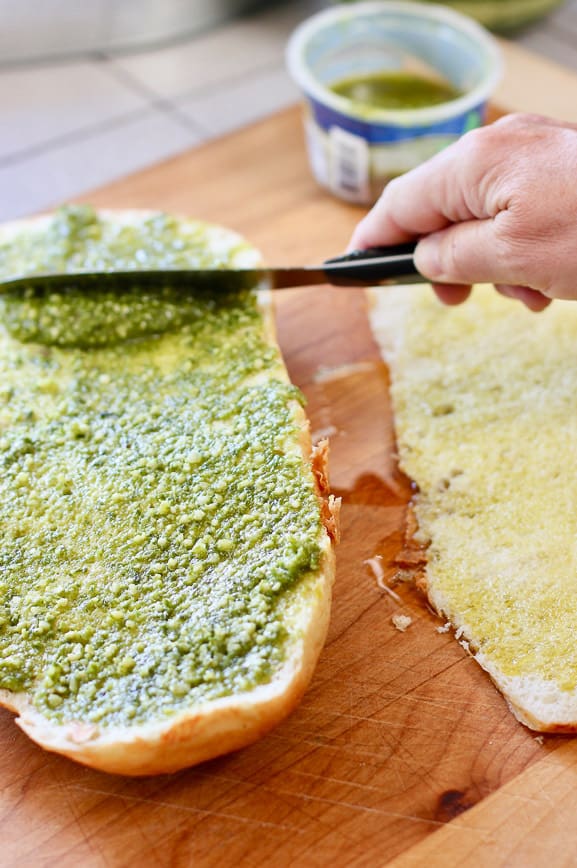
[0,243,427,296]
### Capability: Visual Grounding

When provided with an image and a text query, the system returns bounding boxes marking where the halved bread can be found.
[0,208,338,775]
[369,284,577,731]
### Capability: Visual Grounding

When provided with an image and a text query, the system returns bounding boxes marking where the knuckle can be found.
[459,124,489,155]
[457,125,500,173]
[493,112,543,130]
[460,114,546,171]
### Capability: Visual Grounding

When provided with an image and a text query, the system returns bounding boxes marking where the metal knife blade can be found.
[0,242,427,296]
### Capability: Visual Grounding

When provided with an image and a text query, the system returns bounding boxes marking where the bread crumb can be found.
[365,557,402,603]
[313,361,375,384]
[392,614,412,632]
[393,568,415,584]
[534,735,545,745]
[311,425,338,441]
[436,622,451,634]
[412,530,431,546]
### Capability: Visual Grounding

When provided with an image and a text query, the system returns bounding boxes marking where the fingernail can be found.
[415,238,443,280]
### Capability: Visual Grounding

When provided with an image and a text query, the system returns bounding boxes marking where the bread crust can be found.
[2,541,334,775]
[0,210,337,775]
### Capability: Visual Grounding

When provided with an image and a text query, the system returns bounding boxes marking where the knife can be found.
[0,242,426,295]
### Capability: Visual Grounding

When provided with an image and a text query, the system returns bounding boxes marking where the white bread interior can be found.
[0,210,337,775]
[368,284,577,732]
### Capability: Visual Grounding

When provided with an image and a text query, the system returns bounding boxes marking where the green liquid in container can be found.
[330,71,461,111]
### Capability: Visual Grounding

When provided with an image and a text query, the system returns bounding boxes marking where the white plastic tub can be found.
[287,1,502,204]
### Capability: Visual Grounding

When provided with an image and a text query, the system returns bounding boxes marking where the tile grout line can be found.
[0,45,294,175]
[0,103,202,171]
[0,4,273,74]
[177,55,293,105]
[164,57,297,136]
[102,51,291,113]
[3,3,575,198]
[95,55,213,139]
[0,51,104,73]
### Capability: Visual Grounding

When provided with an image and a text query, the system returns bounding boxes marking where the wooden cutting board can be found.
[3,42,577,868]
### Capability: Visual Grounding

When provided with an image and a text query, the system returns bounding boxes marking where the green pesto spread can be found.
[0,206,322,727]
[330,71,461,111]
[0,206,255,348]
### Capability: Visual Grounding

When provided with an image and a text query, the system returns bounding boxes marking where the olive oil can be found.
[331,70,461,111]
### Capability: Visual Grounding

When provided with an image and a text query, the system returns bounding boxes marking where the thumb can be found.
[415,219,510,286]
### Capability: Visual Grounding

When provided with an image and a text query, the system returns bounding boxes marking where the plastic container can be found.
[286,1,502,204]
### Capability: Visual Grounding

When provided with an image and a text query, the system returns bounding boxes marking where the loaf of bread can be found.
[369,284,577,731]
[0,207,338,774]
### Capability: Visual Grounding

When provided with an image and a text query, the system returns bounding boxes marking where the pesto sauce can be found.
[0,206,252,348]
[0,206,322,727]
[330,71,461,111]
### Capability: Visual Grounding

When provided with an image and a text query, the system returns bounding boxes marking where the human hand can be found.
[349,113,577,311]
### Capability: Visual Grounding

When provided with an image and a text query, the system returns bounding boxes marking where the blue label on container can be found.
[308,96,485,143]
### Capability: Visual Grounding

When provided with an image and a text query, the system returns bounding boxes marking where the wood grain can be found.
[388,738,577,867]
[2,41,577,867]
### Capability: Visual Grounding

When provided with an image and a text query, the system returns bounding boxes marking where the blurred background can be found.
[2,0,577,221]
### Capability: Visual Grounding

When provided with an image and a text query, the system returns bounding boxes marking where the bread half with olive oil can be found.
[369,283,577,732]
[0,207,339,775]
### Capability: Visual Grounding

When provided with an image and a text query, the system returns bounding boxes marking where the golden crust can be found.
[312,439,341,543]
[0,210,337,775]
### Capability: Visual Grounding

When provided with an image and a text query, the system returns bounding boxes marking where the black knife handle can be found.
[322,243,426,286]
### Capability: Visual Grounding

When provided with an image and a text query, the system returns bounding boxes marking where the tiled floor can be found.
[2,0,577,222]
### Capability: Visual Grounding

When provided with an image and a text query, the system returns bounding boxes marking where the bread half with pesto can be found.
[369,284,577,732]
[0,206,338,775]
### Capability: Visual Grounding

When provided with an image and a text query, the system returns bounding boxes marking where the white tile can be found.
[176,64,299,137]
[0,61,150,162]
[108,1,314,100]
[0,0,292,63]
[0,109,203,222]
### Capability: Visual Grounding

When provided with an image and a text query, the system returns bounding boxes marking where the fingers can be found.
[348,124,504,253]
[348,137,473,252]
[495,284,552,312]
[349,113,577,254]
[347,113,577,309]
[432,284,472,306]
[414,220,517,286]
[430,281,549,312]
[414,222,557,311]
[347,178,426,252]
[431,283,550,312]
[348,208,413,252]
